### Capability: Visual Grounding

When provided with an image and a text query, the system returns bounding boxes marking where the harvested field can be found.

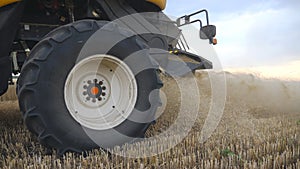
[0,71,299,168]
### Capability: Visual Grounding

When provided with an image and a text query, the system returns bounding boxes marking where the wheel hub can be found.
[83,79,107,103]
[64,55,137,130]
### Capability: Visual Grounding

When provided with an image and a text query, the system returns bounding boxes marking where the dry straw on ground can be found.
[0,71,299,168]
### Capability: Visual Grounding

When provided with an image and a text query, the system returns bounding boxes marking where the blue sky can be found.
[165,0,300,68]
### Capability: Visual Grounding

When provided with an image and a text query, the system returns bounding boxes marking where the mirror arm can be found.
[176,9,210,27]
[187,9,209,25]
[190,19,203,28]
[177,19,203,28]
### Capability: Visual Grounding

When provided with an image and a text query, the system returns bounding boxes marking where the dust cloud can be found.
[196,69,300,118]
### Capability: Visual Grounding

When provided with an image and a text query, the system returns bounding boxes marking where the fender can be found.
[0,0,21,8]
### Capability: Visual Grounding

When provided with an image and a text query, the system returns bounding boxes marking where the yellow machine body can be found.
[0,0,20,8]
[147,0,166,10]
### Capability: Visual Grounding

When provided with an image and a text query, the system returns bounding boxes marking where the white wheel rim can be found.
[64,54,137,130]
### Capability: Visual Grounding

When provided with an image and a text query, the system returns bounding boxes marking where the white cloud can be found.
[214,7,300,68]
[165,1,300,68]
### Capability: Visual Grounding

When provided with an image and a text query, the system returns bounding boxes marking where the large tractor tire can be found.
[17,20,162,154]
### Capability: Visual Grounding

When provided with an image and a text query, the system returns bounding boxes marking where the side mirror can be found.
[200,25,216,39]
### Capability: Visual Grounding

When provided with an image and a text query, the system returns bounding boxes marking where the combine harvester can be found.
[0,0,217,154]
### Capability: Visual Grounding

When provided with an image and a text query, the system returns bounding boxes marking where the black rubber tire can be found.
[17,20,162,154]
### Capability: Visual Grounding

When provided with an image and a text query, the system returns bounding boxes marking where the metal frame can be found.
[176,9,210,28]
[0,0,215,96]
